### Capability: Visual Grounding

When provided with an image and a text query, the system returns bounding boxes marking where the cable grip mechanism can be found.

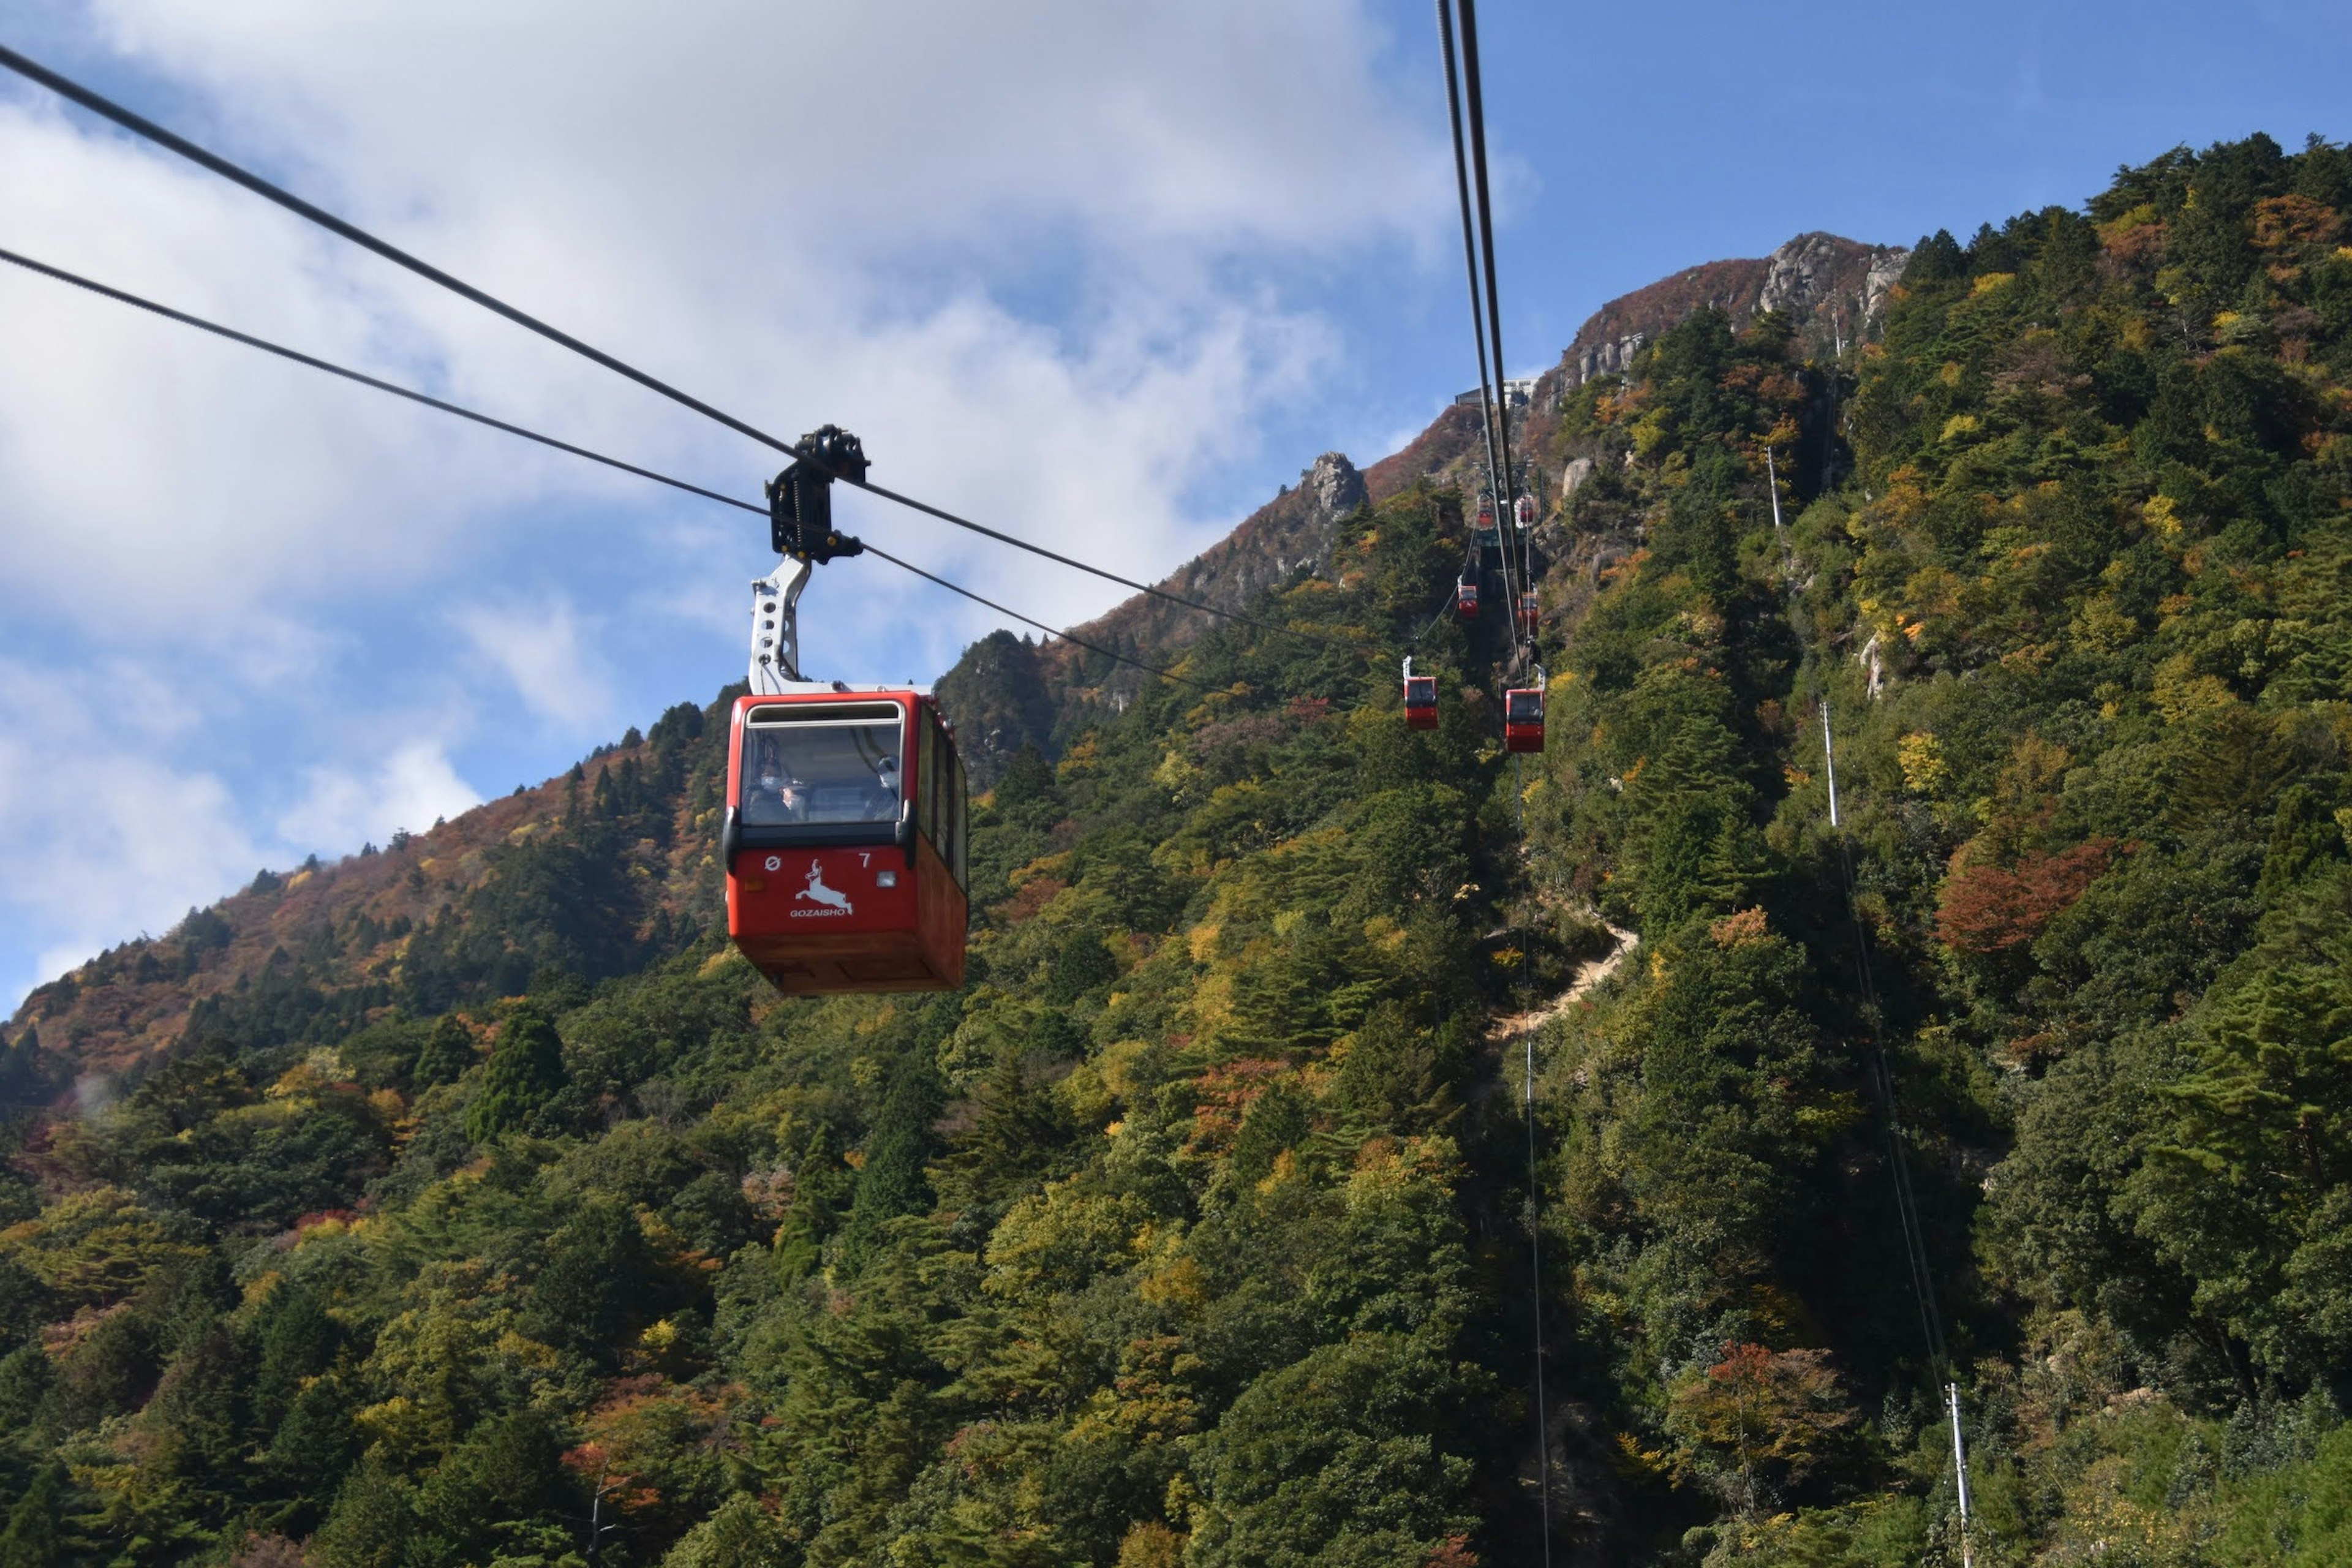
[749,426,870,695]
[766,424,870,564]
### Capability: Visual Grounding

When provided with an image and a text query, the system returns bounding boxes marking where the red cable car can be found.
[723,690,968,995]
[1516,591,1540,636]
[1474,491,1500,549]
[1513,494,1537,531]
[721,428,969,995]
[1504,684,1546,754]
[1457,575,1480,619]
[1403,657,1438,731]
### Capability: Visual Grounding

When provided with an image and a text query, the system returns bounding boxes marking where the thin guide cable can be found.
[1453,0,1534,619]
[1433,0,1521,657]
[0,246,1195,692]
[0,45,1359,655]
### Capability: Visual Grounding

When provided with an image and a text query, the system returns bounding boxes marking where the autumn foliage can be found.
[1936,837,2117,952]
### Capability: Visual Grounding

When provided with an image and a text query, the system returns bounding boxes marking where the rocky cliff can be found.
[1546,230,1907,394]
[940,231,1898,739]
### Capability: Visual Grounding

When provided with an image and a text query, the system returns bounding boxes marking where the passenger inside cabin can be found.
[744,736,808,824]
[740,714,906,827]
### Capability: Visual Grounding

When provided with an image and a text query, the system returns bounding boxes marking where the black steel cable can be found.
[1453,0,1532,612]
[846,474,1366,654]
[859,542,1204,692]
[0,41,804,460]
[1433,0,1507,518]
[0,43,1364,658]
[1510,752,1554,1567]
[0,244,1200,692]
[1771,483,1946,1376]
[1433,0,1523,664]
[0,244,759,516]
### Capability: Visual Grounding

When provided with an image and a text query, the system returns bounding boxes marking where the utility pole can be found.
[1820,699,1841,828]
[1948,1382,1975,1568]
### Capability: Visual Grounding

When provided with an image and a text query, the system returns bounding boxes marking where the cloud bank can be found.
[0,0,1452,1005]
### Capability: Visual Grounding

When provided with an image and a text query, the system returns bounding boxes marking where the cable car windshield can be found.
[742,705,904,826]
[1506,691,1543,723]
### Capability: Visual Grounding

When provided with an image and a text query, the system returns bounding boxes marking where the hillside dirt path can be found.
[1487,922,1638,1041]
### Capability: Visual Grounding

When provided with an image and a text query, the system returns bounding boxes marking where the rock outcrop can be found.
[1545,232,1909,398]
[943,229,1912,731]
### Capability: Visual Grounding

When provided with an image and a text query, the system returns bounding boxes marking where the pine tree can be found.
[466,1005,567,1142]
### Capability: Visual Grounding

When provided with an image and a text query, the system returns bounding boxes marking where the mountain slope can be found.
[4,139,2352,1567]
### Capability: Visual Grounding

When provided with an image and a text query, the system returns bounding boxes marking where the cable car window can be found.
[1506,691,1544,723]
[924,712,944,846]
[949,744,970,889]
[741,705,904,826]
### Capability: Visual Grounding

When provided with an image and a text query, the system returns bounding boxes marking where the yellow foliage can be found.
[1117,1521,1186,1567]
[1896,733,1948,796]
[2152,654,2236,725]
[0,1187,202,1311]
[1970,271,2016,296]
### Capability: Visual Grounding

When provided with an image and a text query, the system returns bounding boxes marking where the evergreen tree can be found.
[412,1012,477,1088]
[466,1004,567,1142]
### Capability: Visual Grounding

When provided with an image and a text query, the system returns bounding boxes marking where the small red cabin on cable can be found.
[723,690,968,994]
[1474,492,1500,549]
[1456,575,1480,619]
[1503,685,1546,754]
[1516,591,1540,636]
[1403,663,1438,731]
[1514,494,1537,531]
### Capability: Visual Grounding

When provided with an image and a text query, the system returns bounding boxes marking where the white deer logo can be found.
[796,858,853,913]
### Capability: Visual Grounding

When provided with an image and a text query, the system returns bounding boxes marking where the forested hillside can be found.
[3,131,2351,1566]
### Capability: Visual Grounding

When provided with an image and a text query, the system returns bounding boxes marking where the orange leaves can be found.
[1665,1342,1858,1514]
[2252,194,2345,251]
[1936,839,2118,953]
[1186,1057,1292,1150]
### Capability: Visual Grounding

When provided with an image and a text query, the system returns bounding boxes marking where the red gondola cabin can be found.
[723,690,968,994]
[1516,591,1540,636]
[1503,686,1545,753]
[1404,673,1438,730]
[1456,576,1480,619]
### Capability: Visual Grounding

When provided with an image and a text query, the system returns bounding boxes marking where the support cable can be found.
[0,238,1349,656]
[0,246,1199,692]
[1452,0,1536,622]
[1774,451,1958,1523]
[858,542,1205,692]
[0,244,753,514]
[0,43,1361,656]
[1510,753,1555,1567]
[1433,18,1548,1547]
[1432,0,1520,659]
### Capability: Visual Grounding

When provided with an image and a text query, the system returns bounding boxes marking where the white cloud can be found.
[451,595,615,734]
[277,739,481,853]
[0,660,265,998]
[0,0,1454,997]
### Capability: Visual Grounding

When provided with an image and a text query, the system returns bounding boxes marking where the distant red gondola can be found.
[1503,684,1545,753]
[1474,490,1500,549]
[1403,658,1438,731]
[1516,591,1540,636]
[1457,575,1480,619]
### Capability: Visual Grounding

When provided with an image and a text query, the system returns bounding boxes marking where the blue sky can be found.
[2,0,2346,1008]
